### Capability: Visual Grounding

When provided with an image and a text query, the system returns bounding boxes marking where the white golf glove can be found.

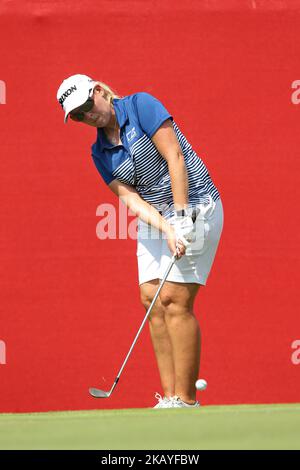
[172,212,196,247]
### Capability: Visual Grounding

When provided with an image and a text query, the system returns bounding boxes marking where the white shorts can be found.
[136,198,224,285]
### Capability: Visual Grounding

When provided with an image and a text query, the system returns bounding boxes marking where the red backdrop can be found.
[0,0,300,412]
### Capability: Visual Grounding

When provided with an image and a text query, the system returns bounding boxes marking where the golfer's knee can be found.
[140,292,165,318]
[139,281,159,310]
[140,291,152,310]
[160,293,191,318]
[159,292,173,309]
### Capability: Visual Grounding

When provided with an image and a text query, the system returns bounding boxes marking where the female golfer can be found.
[57,74,224,408]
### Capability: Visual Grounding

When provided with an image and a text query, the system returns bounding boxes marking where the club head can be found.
[89,387,111,398]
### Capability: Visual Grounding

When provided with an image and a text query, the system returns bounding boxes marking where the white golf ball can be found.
[195,379,207,391]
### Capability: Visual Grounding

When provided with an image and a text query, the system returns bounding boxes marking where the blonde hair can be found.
[94,80,122,103]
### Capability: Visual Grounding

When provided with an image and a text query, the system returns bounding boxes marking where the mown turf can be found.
[0,404,299,450]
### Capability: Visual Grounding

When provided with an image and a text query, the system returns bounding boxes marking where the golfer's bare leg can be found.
[160,281,201,404]
[140,280,175,397]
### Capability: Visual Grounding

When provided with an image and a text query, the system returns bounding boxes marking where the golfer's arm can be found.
[151,119,189,211]
[109,180,172,235]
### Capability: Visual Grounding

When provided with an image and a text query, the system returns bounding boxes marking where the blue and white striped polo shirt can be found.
[91,92,220,220]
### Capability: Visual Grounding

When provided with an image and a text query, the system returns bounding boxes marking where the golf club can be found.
[89,208,200,398]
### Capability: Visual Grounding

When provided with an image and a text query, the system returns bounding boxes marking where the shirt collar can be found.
[96,97,129,151]
[112,97,129,128]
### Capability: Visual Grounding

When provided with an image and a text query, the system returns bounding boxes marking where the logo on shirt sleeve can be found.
[126,127,137,142]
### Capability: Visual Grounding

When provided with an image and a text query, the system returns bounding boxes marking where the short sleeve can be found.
[134,92,173,138]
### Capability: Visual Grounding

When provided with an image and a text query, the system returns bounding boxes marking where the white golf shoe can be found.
[153,393,174,409]
[171,396,200,408]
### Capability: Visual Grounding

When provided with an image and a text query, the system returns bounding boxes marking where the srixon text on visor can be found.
[59,85,77,107]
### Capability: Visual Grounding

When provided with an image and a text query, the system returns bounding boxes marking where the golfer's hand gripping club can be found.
[174,208,200,258]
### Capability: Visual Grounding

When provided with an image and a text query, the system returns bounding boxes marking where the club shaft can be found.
[110,254,177,391]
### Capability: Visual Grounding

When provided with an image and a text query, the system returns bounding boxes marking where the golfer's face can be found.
[80,88,112,128]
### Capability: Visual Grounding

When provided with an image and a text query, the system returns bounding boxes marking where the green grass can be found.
[0,404,299,450]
